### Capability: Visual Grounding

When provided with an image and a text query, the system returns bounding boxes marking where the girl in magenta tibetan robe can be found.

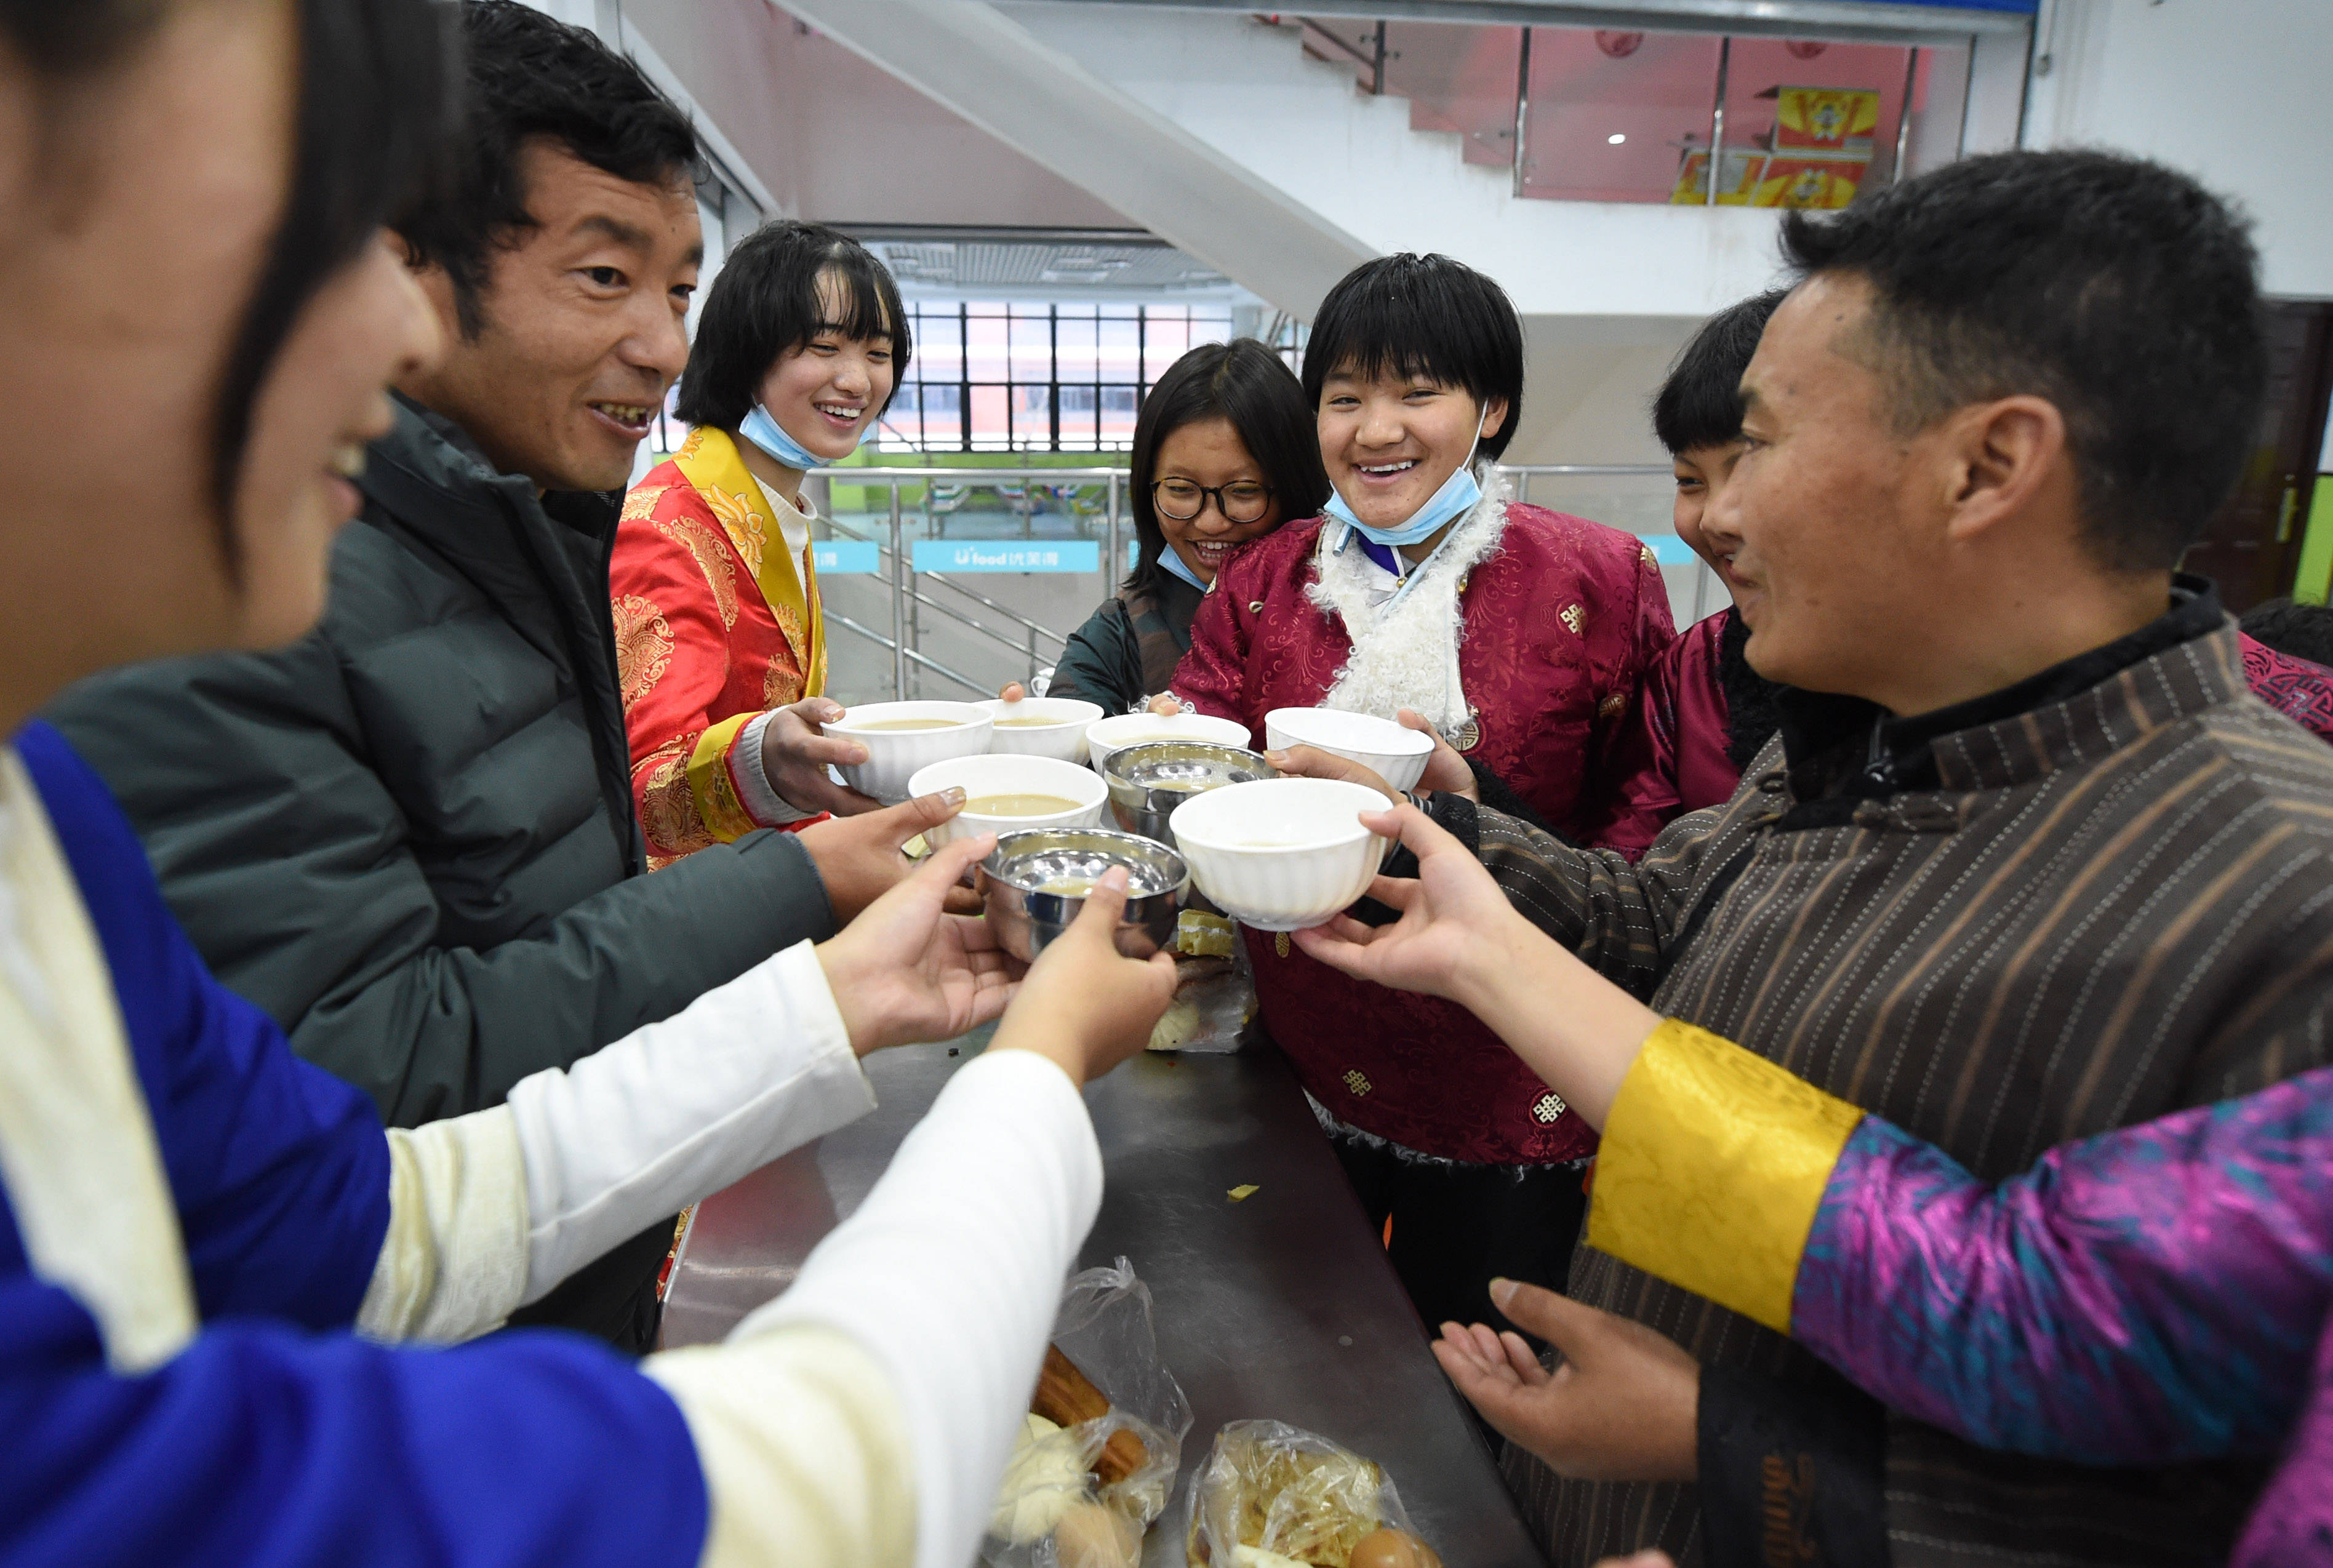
[1169,254,1673,1335]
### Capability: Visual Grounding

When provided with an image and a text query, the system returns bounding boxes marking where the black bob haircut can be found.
[1123,341,1330,598]
[1653,289,1788,457]
[674,220,910,432]
[398,0,700,338]
[0,0,457,562]
[1780,148,2267,574]
[1302,253,1525,463]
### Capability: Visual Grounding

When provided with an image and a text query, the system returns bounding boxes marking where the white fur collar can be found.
[1304,466,1512,738]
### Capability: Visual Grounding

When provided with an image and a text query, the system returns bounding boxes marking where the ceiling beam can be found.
[1009,0,2031,46]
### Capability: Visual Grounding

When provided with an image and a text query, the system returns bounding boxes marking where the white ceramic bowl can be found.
[1167,777,1396,932]
[907,753,1110,848]
[824,700,992,803]
[1263,706,1435,794]
[976,696,1105,764]
[1085,711,1252,775]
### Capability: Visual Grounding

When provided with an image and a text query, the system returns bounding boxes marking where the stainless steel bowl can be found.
[978,826,1190,961]
[1100,740,1278,846]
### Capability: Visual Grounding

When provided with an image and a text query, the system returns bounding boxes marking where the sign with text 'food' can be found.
[910,539,1102,574]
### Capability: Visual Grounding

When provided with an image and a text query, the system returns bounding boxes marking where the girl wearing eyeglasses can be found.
[1167,254,1675,1339]
[1009,340,1328,713]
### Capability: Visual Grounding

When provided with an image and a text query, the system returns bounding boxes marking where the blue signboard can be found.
[812,539,881,574]
[912,538,1101,574]
[1128,539,1141,572]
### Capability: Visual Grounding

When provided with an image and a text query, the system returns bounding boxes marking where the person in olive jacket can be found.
[42,3,953,1353]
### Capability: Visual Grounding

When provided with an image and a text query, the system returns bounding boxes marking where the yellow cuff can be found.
[687,713,761,843]
[1583,1019,1862,1334]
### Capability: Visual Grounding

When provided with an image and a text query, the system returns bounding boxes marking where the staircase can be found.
[775,1,1790,324]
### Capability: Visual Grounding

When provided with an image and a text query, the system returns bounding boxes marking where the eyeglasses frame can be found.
[1149,477,1276,526]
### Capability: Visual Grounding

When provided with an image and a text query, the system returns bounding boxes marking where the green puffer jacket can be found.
[44,398,839,1345]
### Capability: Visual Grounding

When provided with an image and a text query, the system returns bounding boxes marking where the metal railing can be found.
[813,461,1683,699]
[814,465,1126,699]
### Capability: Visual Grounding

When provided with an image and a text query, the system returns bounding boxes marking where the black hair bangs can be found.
[675,220,910,431]
[813,239,906,356]
[1123,340,1327,596]
[1301,253,1526,460]
[1651,288,1788,457]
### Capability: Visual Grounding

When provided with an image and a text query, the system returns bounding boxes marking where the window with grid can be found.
[871,302,1244,453]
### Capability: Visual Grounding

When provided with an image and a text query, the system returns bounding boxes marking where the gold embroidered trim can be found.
[638,742,711,860]
[1585,1019,1862,1335]
[702,483,769,581]
[686,713,761,843]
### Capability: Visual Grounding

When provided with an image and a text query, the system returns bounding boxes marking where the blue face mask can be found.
[1324,413,1487,548]
[1156,543,1212,593]
[737,401,863,471]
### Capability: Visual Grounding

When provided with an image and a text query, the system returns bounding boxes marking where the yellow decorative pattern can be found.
[1531,1091,1567,1124]
[702,484,768,580]
[613,593,672,708]
[1342,1069,1371,1097]
[621,484,669,524]
[762,652,804,710]
[1583,1019,1861,1335]
[1560,603,1585,636]
[657,514,738,630]
[638,740,711,861]
[1640,542,1659,567]
[686,712,761,843]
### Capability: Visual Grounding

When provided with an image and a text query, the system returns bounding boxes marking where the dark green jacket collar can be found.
[357,394,641,871]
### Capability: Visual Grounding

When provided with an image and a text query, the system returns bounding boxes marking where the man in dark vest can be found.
[44,1,955,1353]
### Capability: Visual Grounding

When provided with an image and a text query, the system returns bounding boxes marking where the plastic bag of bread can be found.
[985,1258,1193,1568]
[1183,1422,1441,1568]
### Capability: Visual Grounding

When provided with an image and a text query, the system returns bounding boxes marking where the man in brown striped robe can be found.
[1380,151,2333,1566]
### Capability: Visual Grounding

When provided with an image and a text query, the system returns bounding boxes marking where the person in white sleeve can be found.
[0,3,1177,1567]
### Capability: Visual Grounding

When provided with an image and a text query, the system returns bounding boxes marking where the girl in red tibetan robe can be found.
[1168,254,1674,1335]
[612,222,907,864]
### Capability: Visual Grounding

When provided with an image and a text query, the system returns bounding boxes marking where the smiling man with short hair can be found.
[43,0,957,1352]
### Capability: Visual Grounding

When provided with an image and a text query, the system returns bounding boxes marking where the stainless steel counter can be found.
[661,1036,1547,1568]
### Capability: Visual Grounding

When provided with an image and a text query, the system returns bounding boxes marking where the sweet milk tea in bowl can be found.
[822,700,993,803]
[906,752,1110,849]
[1167,777,1396,932]
[976,696,1106,764]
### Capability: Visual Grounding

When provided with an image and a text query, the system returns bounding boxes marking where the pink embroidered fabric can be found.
[2239,633,2333,743]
